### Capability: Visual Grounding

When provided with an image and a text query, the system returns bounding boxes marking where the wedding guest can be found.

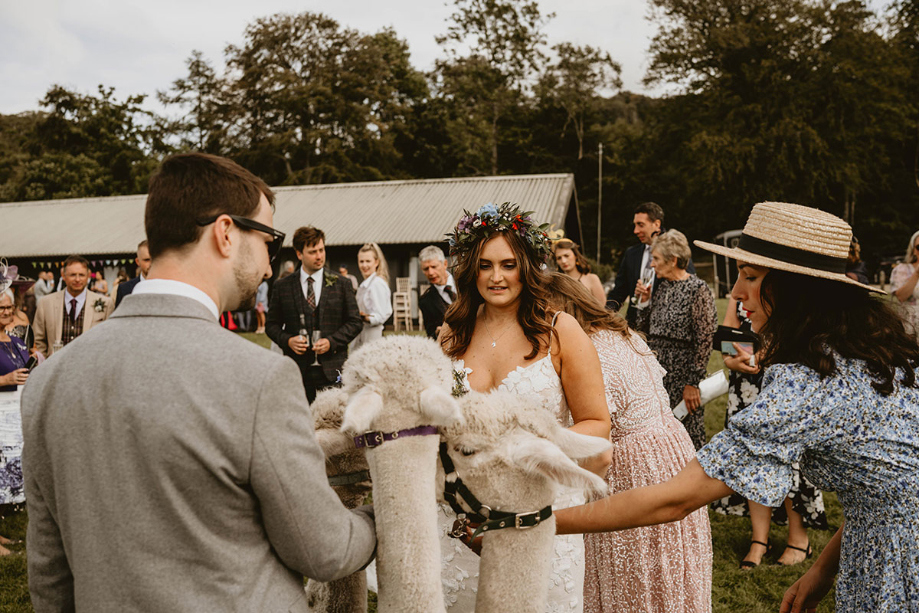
[21,152,376,611]
[0,289,29,392]
[555,202,919,613]
[438,202,611,612]
[115,240,152,308]
[418,245,455,339]
[33,255,113,356]
[545,273,712,613]
[339,265,359,292]
[606,202,695,326]
[634,229,717,449]
[711,297,828,569]
[255,280,268,334]
[91,272,108,296]
[110,268,129,299]
[0,287,27,557]
[351,243,392,351]
[891,229,919,336]
[845,237,868,285]
[278,260,296,280]
[265,226,362,403]
[33,271,55,303]
[553,239,606,305]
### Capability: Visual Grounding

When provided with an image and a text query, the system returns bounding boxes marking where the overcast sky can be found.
[0,0,664,115]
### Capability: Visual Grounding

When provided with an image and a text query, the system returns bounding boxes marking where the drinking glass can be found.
[311,330,322,366]
[52,341,64,355]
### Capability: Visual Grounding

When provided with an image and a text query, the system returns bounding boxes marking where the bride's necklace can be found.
[482,317,513,348]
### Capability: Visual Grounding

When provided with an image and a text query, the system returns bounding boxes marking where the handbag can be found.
[672,369,729,421]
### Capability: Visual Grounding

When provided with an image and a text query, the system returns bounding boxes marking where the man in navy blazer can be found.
[114,240,152,308]
[607,202,695,327]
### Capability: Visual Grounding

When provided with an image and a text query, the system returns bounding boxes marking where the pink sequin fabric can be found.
[583,330,712,613]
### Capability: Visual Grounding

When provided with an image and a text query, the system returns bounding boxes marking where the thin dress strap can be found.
[547,311,561,356]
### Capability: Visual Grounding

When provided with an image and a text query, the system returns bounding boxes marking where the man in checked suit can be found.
[21,153,376,612]
[266,226,363,403]
[418,245,456,339]
[606,202,695,327]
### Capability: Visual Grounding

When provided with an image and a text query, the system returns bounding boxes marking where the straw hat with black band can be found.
[694,201,881,293]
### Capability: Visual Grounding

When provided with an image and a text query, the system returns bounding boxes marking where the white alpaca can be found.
[306,388,373,613]
[440,390,611,613]
[339,335,462,613]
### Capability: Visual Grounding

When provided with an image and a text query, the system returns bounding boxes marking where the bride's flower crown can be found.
[447,202,552,263]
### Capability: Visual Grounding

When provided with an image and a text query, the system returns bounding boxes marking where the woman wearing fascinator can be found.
[554,202,919,613]
[438,202,611,612]
[0,262,30,556]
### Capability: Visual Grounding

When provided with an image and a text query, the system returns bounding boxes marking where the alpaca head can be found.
[440,390,610,511]
[338,335,463,435]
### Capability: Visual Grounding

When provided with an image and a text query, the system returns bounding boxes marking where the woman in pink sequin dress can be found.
[547,274,712,612]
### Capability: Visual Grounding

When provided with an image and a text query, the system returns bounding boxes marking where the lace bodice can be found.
[591,329,673,435]
[454,351,571,428]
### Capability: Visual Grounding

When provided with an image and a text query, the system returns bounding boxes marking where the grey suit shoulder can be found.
[21,292,376,613]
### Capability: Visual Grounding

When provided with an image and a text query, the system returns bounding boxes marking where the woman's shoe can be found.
[739,539,771,569]
[776,542,812,566]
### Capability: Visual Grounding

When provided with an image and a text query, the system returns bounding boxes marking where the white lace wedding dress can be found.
[440,348,585,612]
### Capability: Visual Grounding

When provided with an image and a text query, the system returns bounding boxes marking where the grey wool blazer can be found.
[21,292,376,613]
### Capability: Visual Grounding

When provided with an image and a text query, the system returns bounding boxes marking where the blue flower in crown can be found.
[478,202,499,219]
[446,202,552,263]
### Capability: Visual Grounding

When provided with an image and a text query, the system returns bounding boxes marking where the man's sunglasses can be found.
[197,214,286,263]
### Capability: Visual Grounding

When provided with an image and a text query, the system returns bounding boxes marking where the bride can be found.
[438,203,611,612]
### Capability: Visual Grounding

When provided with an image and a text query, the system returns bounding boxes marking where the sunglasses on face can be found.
[197,214,286,263]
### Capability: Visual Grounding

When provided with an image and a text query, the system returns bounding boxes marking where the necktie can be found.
[306,277,316,309]
[70,298,78,323]
[443,285,455,301]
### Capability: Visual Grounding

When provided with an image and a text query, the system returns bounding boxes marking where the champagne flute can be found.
[311,330,322,366]
[636,268,654,302]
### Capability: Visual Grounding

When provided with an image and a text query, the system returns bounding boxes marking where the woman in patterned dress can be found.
[891,229,919,336]
[712,297,829,568]
[546,273,711,612]
[555,202,919,613]
[634,229,717,449]
[438,203,611,612]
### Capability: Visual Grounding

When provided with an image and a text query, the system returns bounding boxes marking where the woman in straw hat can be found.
[552,202,919,613]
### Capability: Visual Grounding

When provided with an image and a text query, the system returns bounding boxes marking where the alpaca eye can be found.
[455,445,477,457]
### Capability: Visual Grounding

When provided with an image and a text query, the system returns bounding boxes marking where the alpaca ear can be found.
[315,428,358,459]
[504,433,609,496]
[552,427,613,462]
[340,386,384,434]
[419,385,464,427]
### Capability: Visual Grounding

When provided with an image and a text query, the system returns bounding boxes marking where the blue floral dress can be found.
[697,358,919,613]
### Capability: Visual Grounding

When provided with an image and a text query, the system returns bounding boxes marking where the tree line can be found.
[1,0,917,272]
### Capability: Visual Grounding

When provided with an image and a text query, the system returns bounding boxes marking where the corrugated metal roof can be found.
[0,174,575,258]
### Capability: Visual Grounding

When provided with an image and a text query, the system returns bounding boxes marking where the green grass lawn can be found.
[0,310,840,612]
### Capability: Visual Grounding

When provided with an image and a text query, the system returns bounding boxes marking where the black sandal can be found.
[777,542,812,566]
[739,539,771,569]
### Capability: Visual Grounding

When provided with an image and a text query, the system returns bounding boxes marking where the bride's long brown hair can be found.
[441,230,557,361]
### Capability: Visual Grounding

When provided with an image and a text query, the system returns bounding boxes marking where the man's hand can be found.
[288,335,308,355]
[313,338,331,355]
[683,385,701,413]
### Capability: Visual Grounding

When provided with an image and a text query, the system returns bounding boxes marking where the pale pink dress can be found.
[584,329,712,613]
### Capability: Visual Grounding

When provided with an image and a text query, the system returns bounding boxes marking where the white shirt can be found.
[300,268,324,305]
[435,273,457,305]
[133,279,220,321]
[357,273,393,326]
[63,288,87,319]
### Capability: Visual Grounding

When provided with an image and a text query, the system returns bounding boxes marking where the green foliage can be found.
[0,0,917,273]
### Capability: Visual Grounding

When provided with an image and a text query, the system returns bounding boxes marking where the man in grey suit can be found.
[21,153,376,612]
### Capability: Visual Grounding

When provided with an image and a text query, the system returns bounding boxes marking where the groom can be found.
[21,153,376,612]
